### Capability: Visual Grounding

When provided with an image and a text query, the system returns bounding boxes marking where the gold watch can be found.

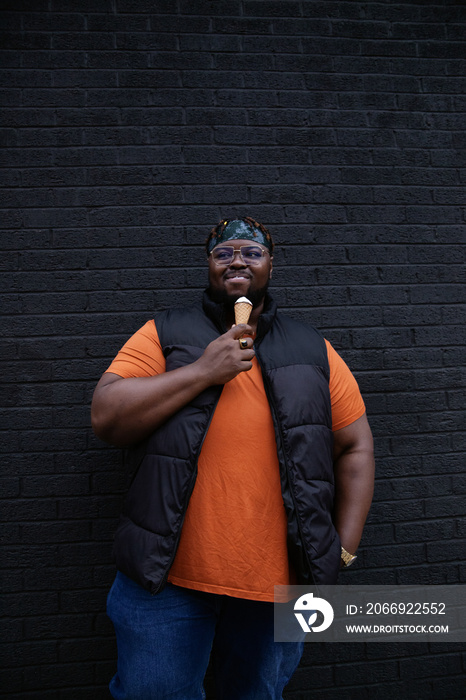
[341,546,357,568]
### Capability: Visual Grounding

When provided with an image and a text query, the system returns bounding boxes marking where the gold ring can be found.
[239,338,248,349]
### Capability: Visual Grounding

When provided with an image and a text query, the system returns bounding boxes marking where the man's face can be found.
[207,238,273,308]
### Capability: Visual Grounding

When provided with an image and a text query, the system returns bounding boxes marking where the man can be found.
[91,217,375,700]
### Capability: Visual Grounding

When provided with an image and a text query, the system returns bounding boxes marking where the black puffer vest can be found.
[113,292,341,593]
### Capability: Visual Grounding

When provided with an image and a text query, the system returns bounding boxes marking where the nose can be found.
[229,250,247,266]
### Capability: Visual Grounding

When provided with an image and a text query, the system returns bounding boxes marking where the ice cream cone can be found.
[234,296,253,325]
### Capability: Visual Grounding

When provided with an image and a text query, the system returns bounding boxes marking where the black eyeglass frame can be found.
[209,245,270,266]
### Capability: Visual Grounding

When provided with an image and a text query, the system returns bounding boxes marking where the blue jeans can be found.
[107,572,303,700]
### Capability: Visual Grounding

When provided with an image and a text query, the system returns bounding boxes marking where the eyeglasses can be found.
[210,245,268,266]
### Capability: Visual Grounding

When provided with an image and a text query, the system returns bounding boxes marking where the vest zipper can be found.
[254,346,316,587]
[152,387,224,595]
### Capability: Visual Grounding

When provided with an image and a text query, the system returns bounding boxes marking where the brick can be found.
[34,542,97,571]
[443,348,465,367]
[400,654,461,678]
[87,50,149,69]
[152,15,210,33]
[427,539,466,563]
[414,368,464,391]
[419,411,464,433]
[179,0,240,14]
[1,32,51,50]
[0,477,20,498]
[57,495,120,520]
[58,636,115,662]
[360,522,395,546]
[369,500,424,524]
[286,663,334,690]
[21,474,89,497]
[421,453,464,475]
[378,475,452,501]
[211,16,270,34]
[1,639,57,668]
[410,285,465,305]
[0,667,23,694]
[116,0,172,11]
[425,495,466,519]
[52,0,114,10]
[334,659,399,686]
[414,325,464,346]
[383,305,442,326]
[22,661,95,688]
[332,19,390,39]
[181,34,242,53]
[60,683,112,699]
[432,675,466,700]
[243,1,301,18]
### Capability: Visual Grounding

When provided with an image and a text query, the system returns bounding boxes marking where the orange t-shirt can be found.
[106,320,365,601]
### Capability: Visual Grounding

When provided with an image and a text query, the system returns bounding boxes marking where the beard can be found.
[208,280,270,310]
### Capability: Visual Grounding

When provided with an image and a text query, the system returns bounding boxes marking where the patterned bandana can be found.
[206,218,274,255]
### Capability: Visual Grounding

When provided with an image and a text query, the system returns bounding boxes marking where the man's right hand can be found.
[91,324,256,447]
[196,324,255,385]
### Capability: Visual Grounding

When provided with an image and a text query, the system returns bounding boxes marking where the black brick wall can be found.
[1,1,465,698]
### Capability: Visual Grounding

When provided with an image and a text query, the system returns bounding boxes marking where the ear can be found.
[269,256,273,279]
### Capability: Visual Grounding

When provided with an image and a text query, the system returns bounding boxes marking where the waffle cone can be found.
[234,301,252,325]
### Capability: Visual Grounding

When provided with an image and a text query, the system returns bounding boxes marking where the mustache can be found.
[208,281,270,309]
[223,271,252,279]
